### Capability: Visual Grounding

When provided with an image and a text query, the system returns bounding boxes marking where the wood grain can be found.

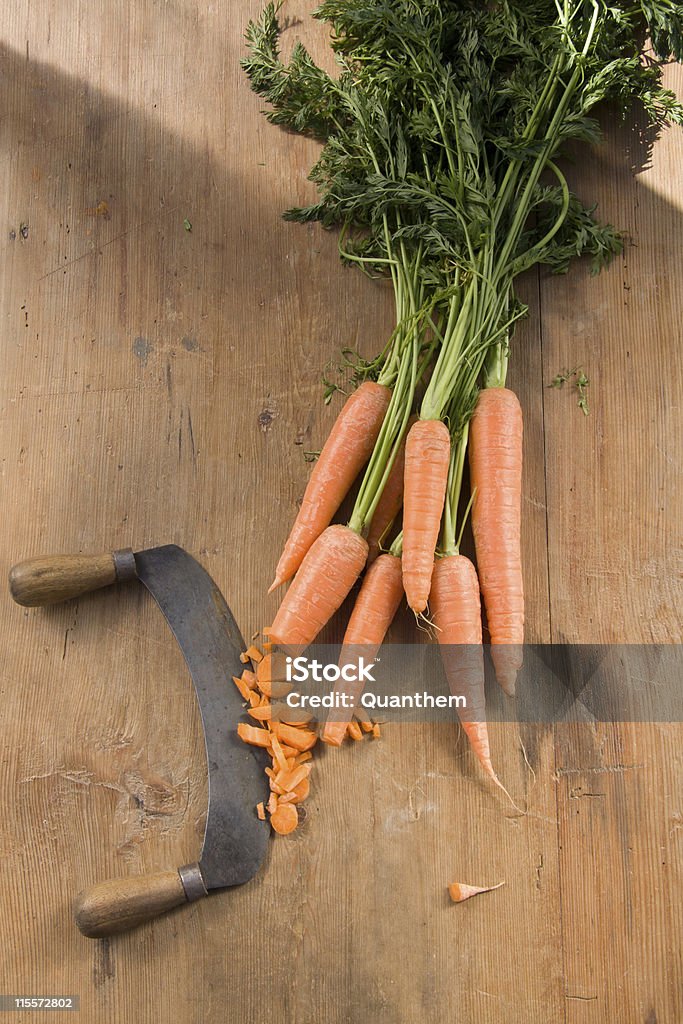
[0,3,680,1022]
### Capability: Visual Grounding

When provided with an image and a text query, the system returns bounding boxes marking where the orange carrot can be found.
[270,802,299,835]
[322,552,404,746]
[237,722,271,748]
[268,524,368,649]
[402,419,451,612]
[430,553,498,784]
[469,387,524,696]
[269,381,391,592]
[365,417,415,564]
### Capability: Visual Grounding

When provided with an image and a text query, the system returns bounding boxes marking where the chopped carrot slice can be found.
[296,751,313,764]
[265,766,275,780]
[232,675,252,701]
[372,724,381,739]
[359,719,374,733]
[270,802,298,835]
[291,777,310,803]
[245,644,263,664]
[256,802,266,821]
[240,651,250,664]
[279,711,314,726]
[270,733,288,773]
[275,764,310,793]
[248,705,271,722]
[266,792,278,815]
[248,690,261,708]
[347,721,363,741]
[271,722,317,752]
[262,641,274,654]
[237,722,271,748]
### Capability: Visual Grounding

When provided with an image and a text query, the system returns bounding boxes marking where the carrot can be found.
[321,552,404,746]
[256,802,266,821]
[268,524,368,649]
[270,722,318,752]
[269,381,391,592]
[237,722,271,748]
[469,387,524,696]
[430,553,498,784]
[365,416,415,564]
[232,675,253,702]
[270,802,299,835]
[448,881,505,903]
[402,419,451,612]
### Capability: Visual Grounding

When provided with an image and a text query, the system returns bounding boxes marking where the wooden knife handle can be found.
[73,866,207,938]
[8,549,137,607]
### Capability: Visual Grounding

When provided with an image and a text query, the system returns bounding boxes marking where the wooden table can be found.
[1,4,681,1021]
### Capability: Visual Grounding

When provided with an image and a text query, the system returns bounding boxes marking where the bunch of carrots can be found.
[237,1,683,803]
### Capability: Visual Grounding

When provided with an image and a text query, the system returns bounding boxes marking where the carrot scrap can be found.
[266,792,278,815]
[245,644,263,664]
[347,721,363,741]
[274,764,310,793]
[240,651,250,664]
[280,777,310,804]
[271,722,318,751]
[248,705,271,722]
[256,802,266,821]
[241,669,257,686]
[237,722,271,748]
[232,675,252,702]
[372,723,381,739]
[297,751,313,764]
[270,802,299,835]
[248,690,262,708]
[448,881,505,903]
[270,732,289,773]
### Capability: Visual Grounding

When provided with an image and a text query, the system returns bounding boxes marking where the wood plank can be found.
[0,3,680,1023]
[540,64,683,1024]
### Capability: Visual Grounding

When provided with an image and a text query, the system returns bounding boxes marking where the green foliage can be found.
[243,0,681,406]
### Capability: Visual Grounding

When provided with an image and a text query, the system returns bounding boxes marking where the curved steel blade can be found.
[134,545,268,889]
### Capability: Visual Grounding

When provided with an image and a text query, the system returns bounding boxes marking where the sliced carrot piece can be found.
[240,651,250,664]
[270,802,298,835]
[237,722,271,748]
[232,675,252,701]
[296,751,313,764]
[274,764,311,793]
[372,723,381,739]
[248,705,271,722]
[270,732,288,773]
[279,711,315,726]
[256,802,266,821]
[256,676,292,700]
[271,722,317,752]
[359,719,374,733]
[279,777,310,804]
[245,644,263,664]
[241,669,257,687]
[347,721,363,741]
[267,792,278,815]
[248,690,261,708]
